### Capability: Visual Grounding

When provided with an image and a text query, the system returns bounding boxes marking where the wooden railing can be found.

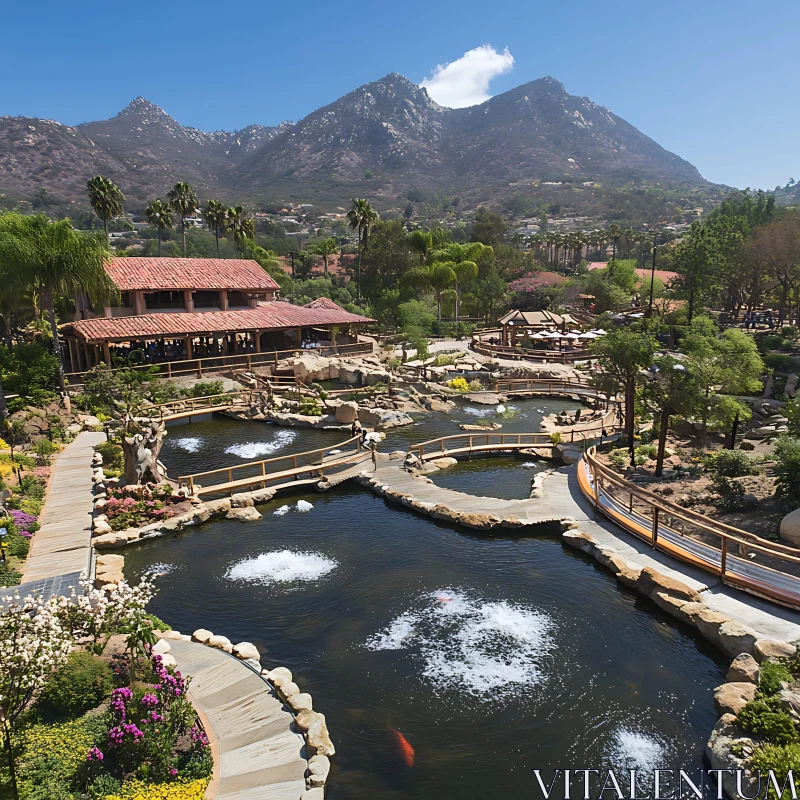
[65,341,374,383]
[579,447,800,609]
[471,332,592,363]
[147,390,265,419]
[178,435,365,496]
[408,421,617,461]
[493,376,596,394]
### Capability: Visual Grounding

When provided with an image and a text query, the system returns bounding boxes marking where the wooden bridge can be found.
[146,390,267,422]
[179,435,369,497]
[579,447,800,610]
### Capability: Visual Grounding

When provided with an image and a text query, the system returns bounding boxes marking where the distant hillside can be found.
[0,75,712,214]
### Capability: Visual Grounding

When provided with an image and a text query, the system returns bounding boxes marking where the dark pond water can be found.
[123,403,727,800]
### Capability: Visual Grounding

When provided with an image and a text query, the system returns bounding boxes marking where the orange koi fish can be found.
[387,726,415,768]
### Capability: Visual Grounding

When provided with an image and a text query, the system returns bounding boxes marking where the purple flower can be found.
[169,768,178,777]
[141,693,158,707]
[21,531,32,538]
[86,746,104,762]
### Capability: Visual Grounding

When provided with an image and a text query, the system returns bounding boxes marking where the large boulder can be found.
[754,638,796,663]
[727,653,760,683]
[779,508,800,546]
[225,506,262,522]
[295,710,335,757]
[706,714,757,800]
[636,567,701,604]
[713,682,757,715]
[232,642,260,661]
[335,402,358,424]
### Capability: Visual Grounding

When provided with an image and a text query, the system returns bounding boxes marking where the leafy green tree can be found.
[347,198,378,301]
[429,242,489,320]
[201,199,228,257]
[469,206,508,248]
[166,182,199,256]
[0,214,116,391]
[643,355,702,476]
[682,317,764,444]
[145,199,173,257]
[775,437,800,505]
[582,259,638,311]
[591,326,658,465]
[86,176,125,247]
[312,237,338,277]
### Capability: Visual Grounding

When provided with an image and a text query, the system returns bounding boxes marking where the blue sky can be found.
[3,0,798,190]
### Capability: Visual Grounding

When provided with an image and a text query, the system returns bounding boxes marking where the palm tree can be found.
[346,198,378,301]
[607,223,623,260]
[429,242,488,320]
[407,230,434,265]
[145,199,173,256]
[312,237,338,277]
[166,182,199,256]
[403,261,456,321]
[0,215,117,392]
[201,200,228,256]
[86,176,125,247]
[225,205,255,254]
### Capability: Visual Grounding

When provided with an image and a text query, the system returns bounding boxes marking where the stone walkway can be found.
[19,431,105,590]
[363,458,800,644]
[168,639,310,800]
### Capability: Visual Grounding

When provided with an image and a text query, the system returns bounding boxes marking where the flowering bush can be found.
[448,377,469,391]
[103,486,183,530]
[105,778,210,799]
[96,653,209,783]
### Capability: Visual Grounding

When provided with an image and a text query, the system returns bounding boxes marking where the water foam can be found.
[273,505,291,516]
[172,437,202,453]
[607,728,667,771]
[366,589,554,700]
[463,406,492,418]
[226,550,337,585]
[296,500,314,513]
[143,562,176,578]
[225,430,298,459]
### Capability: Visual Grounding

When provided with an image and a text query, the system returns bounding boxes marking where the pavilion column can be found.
[133,291,145,316]
[254,330,261,353]
[219,291,229,311]
[184,290,194,313]
[185,337,193,359]
[222,335,229,355]
[102,341,111,365]
[67,338,77,373]
[296,327,302,346]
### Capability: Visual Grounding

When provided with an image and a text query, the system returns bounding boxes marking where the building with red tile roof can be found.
[63,256,374,373]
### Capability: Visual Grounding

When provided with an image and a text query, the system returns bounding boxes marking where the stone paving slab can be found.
[168,639,308,800]
[20,431,105,584]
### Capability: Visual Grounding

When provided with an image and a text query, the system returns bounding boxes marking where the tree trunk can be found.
[728,412,740,450]
[182,217,187,257]
[44,292,66,393]
[654,406,670,477]
[157,228,162,257]
[356,229,362,302]
[215,228,220,257]
[625,378,636,467]
[103,218,109,248]
[3,720,19,800]
[122,420,169,485]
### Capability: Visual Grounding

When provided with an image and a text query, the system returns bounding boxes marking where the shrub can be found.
[183,381,225,399]
[775,437,800,504]
[549,431,562,445]
[757,335,785,354]
[760,660,793,697]
[34,438,59,466]
[609,449,628,469]
[705,449,761,477]
[750,743,800,800]
[37,650,113,718]
[765,353,793,372]
[712,475,757,512]
[635,444,658,460]
[782,326,799,338]
[448,377,469,392]
[95,441,124,470]
[87,773,123,799]
[738,697,798,744]
[0,561,21,586]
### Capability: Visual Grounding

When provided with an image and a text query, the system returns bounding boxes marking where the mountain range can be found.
[0,74,707,212]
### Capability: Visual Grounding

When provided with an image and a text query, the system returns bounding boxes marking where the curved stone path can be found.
[167,638,315,800]
[361,457,800,644]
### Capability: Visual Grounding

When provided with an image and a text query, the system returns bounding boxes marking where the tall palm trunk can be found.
[44,289,66,393]
[214,227,220,257]
[157,228,162,256]
[181,216,187,257]
[356,228,362,302]
[103,218,109,248]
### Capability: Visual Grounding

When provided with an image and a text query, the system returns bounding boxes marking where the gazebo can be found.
[497,309,577,347]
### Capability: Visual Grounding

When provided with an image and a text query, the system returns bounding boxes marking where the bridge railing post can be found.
[720,538,728,578]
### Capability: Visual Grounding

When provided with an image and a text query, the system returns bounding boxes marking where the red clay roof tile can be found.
[65,303,374,342]
[106,258,280,291]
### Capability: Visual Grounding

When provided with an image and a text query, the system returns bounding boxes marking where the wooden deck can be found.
[21,431,105,584]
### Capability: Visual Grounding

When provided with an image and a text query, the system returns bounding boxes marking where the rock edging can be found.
[173,627,333,796]
[561,527,799,800]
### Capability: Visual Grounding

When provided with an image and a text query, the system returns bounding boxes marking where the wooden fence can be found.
[579,447,800,609]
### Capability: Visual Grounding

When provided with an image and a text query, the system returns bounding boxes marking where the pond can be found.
[123,404,727,799]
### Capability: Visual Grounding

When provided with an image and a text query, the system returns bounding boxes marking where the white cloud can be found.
[420,45,514,108]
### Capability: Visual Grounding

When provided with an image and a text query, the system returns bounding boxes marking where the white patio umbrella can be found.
[580,332,599,339]
[531,331,548,339]
[562,332,580,340]
[544,330,562,339]
[591,328,607,335]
